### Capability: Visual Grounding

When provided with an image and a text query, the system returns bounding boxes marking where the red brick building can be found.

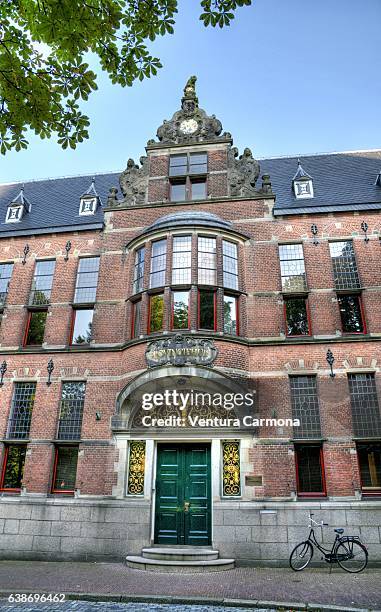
[0,77,380,565]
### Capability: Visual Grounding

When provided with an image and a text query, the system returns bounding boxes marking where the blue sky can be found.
[1,0,380,183]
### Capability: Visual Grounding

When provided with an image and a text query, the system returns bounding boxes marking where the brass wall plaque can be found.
[245,475,263,486]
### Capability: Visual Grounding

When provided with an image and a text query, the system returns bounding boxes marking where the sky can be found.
[1,0,380,184]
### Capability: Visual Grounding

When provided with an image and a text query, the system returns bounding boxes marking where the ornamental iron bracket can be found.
[0,360,7,386]
[22,244,30,265]
[311,224,319,245]
[326,349,335,378]
[64,240,72,261]
[47,359,54,386]
[361,221,369,243]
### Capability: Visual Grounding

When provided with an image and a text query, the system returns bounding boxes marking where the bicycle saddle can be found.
[334,528,344,534]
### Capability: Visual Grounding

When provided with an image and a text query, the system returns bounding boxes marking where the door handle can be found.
[184,501,190,512]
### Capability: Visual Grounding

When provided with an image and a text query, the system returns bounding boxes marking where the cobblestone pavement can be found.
[0,561,380,610]
[0,603,273,612]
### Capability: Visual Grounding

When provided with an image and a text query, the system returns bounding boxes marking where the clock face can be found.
[179,119,198,135]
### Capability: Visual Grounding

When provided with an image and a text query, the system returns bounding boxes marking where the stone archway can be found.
[112,366,255,434]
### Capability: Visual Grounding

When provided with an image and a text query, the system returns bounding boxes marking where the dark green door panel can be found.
[155,444,211,545]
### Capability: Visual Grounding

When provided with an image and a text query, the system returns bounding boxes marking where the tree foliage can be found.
[0,0,251,154]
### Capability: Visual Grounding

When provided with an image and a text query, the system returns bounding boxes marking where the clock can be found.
[179,119,198,135]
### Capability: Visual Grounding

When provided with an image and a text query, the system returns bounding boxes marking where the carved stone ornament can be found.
[227,146,261,197]
[118,155,149,205]
[150,76,231,146]
[145,334,218,368]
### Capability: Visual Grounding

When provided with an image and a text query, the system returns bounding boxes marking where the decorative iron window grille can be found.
[150,239,167,288]
[279,244,307,292]
[57,382,86,440]
[127,440,146,495]
[290,376,322,438]
[0,263,14,308]
[348,373,381,437]
[7,382,37,439]
[172,236,191,284]
[222,240,238,290]
[198,237,216,285]
[329,241,361,290]
[222,440,241,496]
[74,257,100,303]
[133,246,145,294]
[29,260,56,305]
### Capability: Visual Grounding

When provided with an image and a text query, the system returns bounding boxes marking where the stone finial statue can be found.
[228,147,261,197]
[183,76,198,101]
[119,157,148,205]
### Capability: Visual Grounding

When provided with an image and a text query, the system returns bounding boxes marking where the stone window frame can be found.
[283,296,312,337]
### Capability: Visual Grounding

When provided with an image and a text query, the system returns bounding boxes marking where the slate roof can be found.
[0,149,380,236]
[0,173,119,238]
[261,149,381,216]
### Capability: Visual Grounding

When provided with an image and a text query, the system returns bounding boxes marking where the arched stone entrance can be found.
[112,366,256,546]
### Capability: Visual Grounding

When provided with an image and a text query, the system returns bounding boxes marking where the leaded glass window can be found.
[222,440,241,496]
[74,257,100,303]
[172,236,191,284]
[133,246,145,293]
[150,239,167,288]
[198,237,216,285]
[127,440,146,495]
[7,382,37,439]
[290,376,321,438]
[279,244,307,292]
[29,260,56,305]
[0,263,13,307]
[57,382,86,440]
[329,241,360,290]
[348,373,381,437]
[223,241,238,290]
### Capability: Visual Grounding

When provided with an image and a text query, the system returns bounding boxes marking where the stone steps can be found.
[126,546,235,572]
[142,547,219,561]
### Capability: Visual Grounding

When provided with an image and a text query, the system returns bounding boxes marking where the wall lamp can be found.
[0,360,7,387]
[326,349,335,378]
[311,224,319,245]
[361,221,369,243]
[47,359,54,386]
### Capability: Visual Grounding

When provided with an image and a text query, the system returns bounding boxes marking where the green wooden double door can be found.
[154,443,211,545]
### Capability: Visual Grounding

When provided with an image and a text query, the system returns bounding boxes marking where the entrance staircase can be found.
[126,546,235,572]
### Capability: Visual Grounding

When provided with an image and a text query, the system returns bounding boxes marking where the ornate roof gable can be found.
[148,76,231,146]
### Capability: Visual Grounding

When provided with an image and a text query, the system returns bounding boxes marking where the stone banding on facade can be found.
[0,79,380,563]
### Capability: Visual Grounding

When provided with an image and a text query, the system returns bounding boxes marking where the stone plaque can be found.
[145,334,217,368]
[245,475,263,486]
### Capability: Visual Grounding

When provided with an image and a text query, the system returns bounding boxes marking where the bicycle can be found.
[289,512,368,573]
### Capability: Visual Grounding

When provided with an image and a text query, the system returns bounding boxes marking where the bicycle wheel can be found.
[336,540,368,573]
[289,541,313,571]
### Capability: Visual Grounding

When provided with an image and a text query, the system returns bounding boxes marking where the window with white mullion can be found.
[172,236,191,284]
[133,246,145,293]
[197,236,216,285]
[222,240,238,290]
[150,239,167,288]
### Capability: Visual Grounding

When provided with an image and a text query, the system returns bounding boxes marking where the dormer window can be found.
[292,160,314,199]
[79,178,100,216]
[6,204,23,223]
[79,196,98,216]
[5,187,30,224]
